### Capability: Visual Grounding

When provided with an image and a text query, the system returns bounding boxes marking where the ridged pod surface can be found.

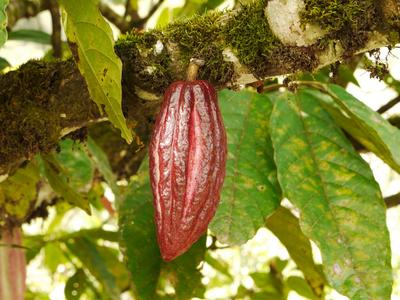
[0,227,26,300]
[149,80,227,261]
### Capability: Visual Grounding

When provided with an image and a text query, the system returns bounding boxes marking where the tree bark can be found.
[0,0,399,177]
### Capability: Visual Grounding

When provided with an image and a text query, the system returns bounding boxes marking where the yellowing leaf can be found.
[0,0,8,47]
[270,91,392,299]
[0,162,40,222]
[59,0,132,143]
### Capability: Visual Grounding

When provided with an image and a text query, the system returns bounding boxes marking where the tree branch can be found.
[49,0,62,59]
[385,192,400,208]
[377,96,400,114]
[0,0,399,177]
[132,0,164,29]
[6,0,50,28]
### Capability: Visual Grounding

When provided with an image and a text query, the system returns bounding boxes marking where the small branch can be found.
[385,192,400,208]
[99,2,127,32]
[49,0,62,59]
[377,96,400,114]
[6,0,50,29]
[132,0,164,29]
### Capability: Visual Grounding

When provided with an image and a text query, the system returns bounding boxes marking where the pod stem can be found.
[186,58,205,81]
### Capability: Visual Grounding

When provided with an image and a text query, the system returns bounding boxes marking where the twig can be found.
[385,192,400,209]
[99,2,127,31]
[377,96,400,114]
[132,0,164,29]
[49,0,62,59]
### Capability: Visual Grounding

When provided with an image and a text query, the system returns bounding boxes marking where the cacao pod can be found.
[149,80,227,261]
[0,227,26,300]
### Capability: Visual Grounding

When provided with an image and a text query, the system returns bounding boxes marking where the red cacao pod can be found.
[149,80,227,261]
[0,227,26,300]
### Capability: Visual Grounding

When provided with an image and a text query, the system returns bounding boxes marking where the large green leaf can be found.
[210,89,281,245]
[59,0,132,143]
[41,153,91,214]
[269,91,392,299]
[66,237,120,300]
[119,158,206,300]
[0,0,7,47]
[266,206,326,296]
[309,84,400,172]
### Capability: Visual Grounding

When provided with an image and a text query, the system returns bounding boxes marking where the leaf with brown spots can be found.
[270,91,392,299]
[59,0,132,143]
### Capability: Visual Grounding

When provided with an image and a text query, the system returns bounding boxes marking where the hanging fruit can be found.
[149,60,227,261]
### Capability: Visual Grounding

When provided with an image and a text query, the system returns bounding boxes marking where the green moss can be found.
[387,16,400,43]
[116,0,325,89]
[116,30,172,93]
[164,11,235,86]
[301,0,375,32]
[301,0,378,53]
[223,1,318,77]
[0,60,99,176]
[223,1,280,76]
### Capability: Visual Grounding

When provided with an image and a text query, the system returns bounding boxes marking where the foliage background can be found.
[1,0,400,299]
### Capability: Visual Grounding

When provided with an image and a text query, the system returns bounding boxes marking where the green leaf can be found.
[8,29,51,44]
[41,153,91,214]
[23,234,45,262]
[57,139,94,190]
[0,0,8,47]
[59,0,132,143]
[0,57,10,70]
[204,251,232,279]
[269,91,392,299]
[286,276,319,300]
[266,206,326,294]
[86,137,121,203]
[0,162,40,221]
[204,0,225,10]
[168,236,206,299]
[96,246,131,291]
[130,0,138,11]
[156,8,170,28]
[316,84,400,172]
[119,158,160,300]
[337,65,359,87]
[210,89,281,245]
[119,157,206,300]
[250,272,282,294]
[65,269,90,300]
[66,237,120,300]
[44,243,67,273]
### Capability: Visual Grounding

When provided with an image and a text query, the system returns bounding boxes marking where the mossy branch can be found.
[0,0,399,178]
